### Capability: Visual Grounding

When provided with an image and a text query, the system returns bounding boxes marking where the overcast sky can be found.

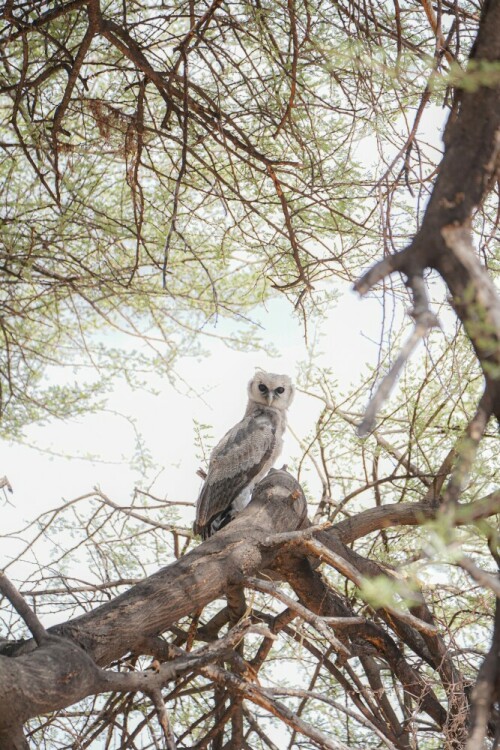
[0,287,390,538]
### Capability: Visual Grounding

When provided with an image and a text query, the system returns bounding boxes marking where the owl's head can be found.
[248,370,295,411]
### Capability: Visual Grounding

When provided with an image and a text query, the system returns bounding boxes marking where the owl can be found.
[194,370,295,539]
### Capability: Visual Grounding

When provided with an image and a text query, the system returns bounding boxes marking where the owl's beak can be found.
[266,391,274,406]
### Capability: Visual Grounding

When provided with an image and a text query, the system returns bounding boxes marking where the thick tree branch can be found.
[279,557,448,729]
[244,576,351,657]
[18,469,303,665]
[357,272,440,436]
[354,0,500,431]
[332,491,500,543]
[4,466,483,742]
[0,572,48,645]
[465,596,500,749]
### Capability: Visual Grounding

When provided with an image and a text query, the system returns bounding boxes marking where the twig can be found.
[163,49,189,287]
[149,690,177,749]
[419,0,455,64]
[92,487,192,537]
[353,244,415,296]
[262,520,333,547]
[442,386,494,505]
[0,570,48,645]
[274,0,298,136]
[0,476,13,493]
[457,557,500,597]
[299,538,439,636]
[244,576,351,656]
[266,164,312,291]
[242,706,281,750]
[266,687,399,750]
[197,661,352,750]
[357,273,439,437]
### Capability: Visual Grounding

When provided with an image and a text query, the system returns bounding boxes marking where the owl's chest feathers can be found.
[247,404,287,431]
[230,406,286,512]
[214,406,285,456]
[249,406,286,456]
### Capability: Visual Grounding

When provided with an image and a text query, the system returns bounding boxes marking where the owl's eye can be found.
[275,386,285,394]
[258,383,268,393]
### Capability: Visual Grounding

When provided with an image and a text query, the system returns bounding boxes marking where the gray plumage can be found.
[194,370,295,539]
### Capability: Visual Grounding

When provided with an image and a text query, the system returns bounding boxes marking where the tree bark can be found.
[0,469,307,742]
[0,473,498,745]
[355,0,500,422]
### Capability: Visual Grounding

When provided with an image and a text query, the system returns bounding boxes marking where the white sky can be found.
[0,287,389,542]
[0,101,449,564]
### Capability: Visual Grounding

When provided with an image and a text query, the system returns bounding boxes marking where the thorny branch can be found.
[0,467,498,748]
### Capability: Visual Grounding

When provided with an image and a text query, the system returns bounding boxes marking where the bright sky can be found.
[0,287,388,544]
[0,102,448,564]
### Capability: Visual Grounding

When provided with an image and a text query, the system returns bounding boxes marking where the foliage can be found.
[0,1,499,749]
[1,0,494,432]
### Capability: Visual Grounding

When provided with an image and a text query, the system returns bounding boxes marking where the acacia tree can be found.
[0,0,499,748]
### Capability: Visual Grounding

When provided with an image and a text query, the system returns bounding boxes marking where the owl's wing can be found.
[194,409,279,533]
